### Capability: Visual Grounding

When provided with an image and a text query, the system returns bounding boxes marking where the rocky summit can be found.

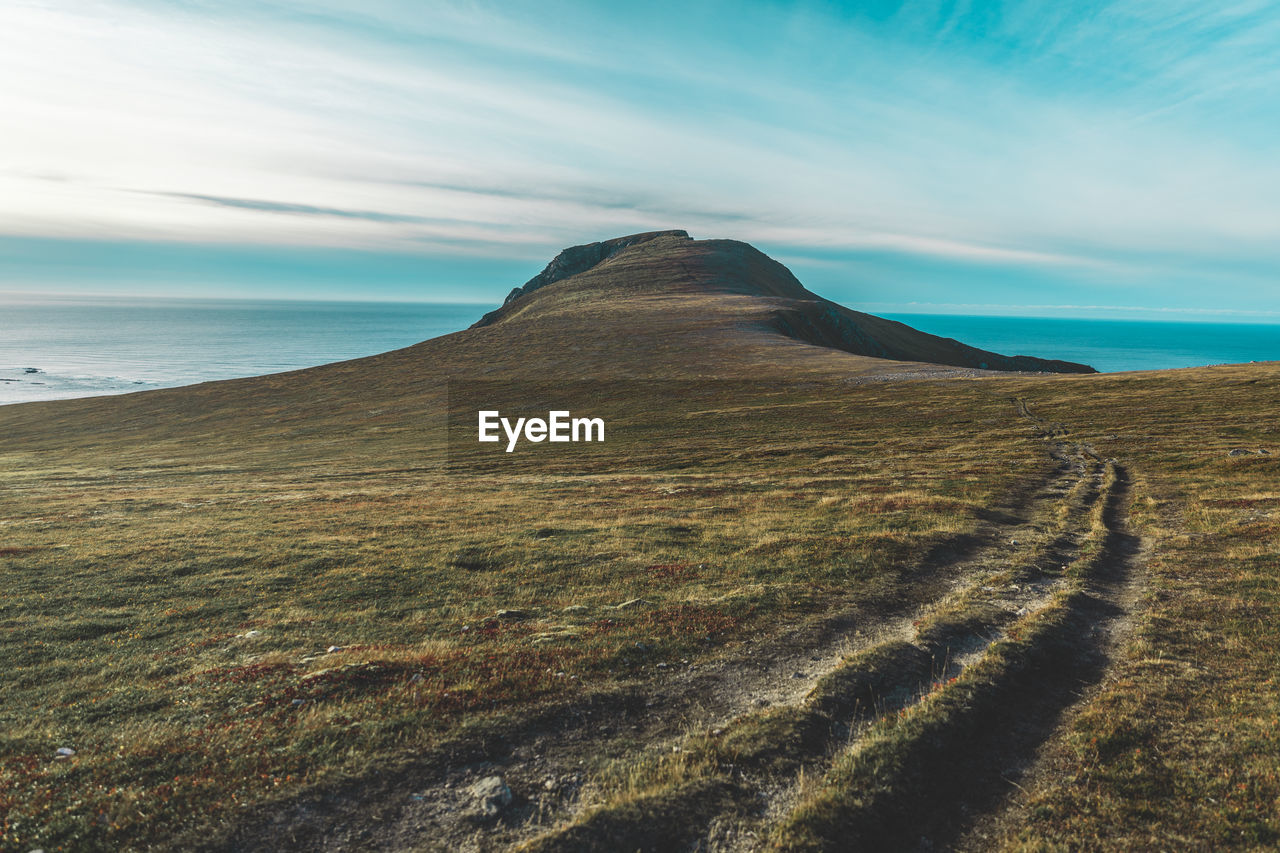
[472,230,1095,374]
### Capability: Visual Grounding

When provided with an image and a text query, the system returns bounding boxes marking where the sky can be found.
[1,0,1278,319]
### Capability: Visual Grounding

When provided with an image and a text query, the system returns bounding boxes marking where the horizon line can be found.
[4,289,1280,325]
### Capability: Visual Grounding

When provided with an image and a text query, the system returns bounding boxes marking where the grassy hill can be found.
[1,235,1276,851]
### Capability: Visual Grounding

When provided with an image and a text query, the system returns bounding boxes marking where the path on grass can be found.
[206,398,1141,853]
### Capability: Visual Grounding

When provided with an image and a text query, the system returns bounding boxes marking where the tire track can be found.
[759,409,1144,852]
[202,402,1107,853]
[514,405,1120,853]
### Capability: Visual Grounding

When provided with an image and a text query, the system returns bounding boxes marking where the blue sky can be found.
[2,0,1278,319]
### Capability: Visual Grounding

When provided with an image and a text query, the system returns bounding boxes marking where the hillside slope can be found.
[7,233,1280,853]
[472,230,1095,374]
[0,231,1091,457]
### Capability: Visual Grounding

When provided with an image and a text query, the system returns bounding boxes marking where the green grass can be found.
[0,377,1045,851]
[987,368,1280,849]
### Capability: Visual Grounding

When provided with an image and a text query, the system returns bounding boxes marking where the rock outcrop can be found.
[472,230,689,327]
[469,230,1096,374]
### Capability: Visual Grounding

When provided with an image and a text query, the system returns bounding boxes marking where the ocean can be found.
[882,313,1280,374]
[2,297,1277,405]
[0,296,488,405]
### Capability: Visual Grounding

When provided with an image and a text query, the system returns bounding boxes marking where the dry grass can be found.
[3,242,1278,850]
[982,367,1280,849]
[0,373,1044,851]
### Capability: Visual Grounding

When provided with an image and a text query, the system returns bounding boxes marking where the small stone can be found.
[469,775,512,820]
[1229,449,1251,457]
[792,671,806,679]
[242,630,261,638]
[326,645,343,653]
[290,698,307,707]
[562,605,589,615]
[55,747,75,758]
[496,609,530,620]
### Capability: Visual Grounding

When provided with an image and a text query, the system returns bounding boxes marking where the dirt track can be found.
[201,398,1144,852]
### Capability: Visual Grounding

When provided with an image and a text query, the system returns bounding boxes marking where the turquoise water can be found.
[883,314,1280,373]
[4,298,1278,405]
[0,296,487,405]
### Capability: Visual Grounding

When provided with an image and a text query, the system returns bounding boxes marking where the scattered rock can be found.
[791,671,807,679]
[531,629,582,645]
[495,609,530,620]
[326,645,344,654]
[613,598,654,610]
[469,775,512,821]
[561,604,590,615]
[55,747,75,758]
[1229,448,1252,457]
[242,630,261,638]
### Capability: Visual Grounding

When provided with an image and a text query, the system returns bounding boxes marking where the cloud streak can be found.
[146,192,442,225]
[0,0,1278,310]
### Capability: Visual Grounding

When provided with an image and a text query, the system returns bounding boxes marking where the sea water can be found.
[883,314,1280,374]
[3,297,1278,405]
[0,296,487,405]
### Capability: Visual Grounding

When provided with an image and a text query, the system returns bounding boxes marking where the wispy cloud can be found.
[1,0,1278,308]
[148,192,442,224]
